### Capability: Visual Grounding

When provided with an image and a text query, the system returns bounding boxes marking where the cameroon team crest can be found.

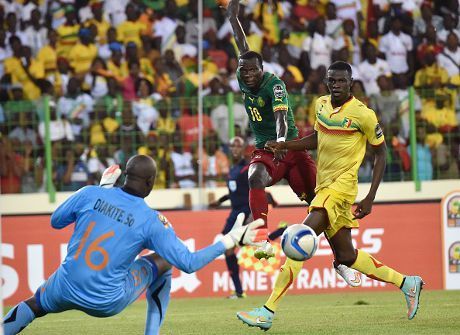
[258,97,265,107]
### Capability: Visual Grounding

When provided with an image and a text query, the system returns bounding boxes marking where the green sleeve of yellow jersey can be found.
[361,108,385,146]
[270,79,289,113]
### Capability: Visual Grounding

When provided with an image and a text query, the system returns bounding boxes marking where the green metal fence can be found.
[1,88,459,199]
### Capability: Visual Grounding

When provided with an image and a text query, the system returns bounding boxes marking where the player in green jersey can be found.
[227,0,316,259]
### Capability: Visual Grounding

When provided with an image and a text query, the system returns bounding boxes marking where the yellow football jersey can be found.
[68,43,97,74]
[314,95,384,202]
[116,21,146,48]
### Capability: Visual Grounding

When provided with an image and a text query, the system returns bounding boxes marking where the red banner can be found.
[2,203,442,305]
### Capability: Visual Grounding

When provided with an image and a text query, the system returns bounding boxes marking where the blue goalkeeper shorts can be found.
[35,256,158,317]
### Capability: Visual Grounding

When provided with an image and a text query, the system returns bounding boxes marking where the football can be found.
[281,224,318,261]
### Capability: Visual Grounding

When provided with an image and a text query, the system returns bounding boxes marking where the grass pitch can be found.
[17,290,460,335]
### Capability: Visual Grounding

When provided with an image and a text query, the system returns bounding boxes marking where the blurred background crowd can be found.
[0,0,459,194]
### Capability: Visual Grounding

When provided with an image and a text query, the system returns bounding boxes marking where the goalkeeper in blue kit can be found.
[3,155,264,335]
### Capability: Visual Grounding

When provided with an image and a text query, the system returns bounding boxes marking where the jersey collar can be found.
[329,95,354,117]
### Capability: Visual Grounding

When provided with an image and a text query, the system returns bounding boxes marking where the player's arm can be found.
[271,81,290,159]
[51,186,89,229]
[150,226,225,273]
[266,132,318,152]
[146,213,263,273]
[227,0,249,54]
[367,142,386,199]
[353,142,386,219]
[354,111,386,219]
[209,194,230,208]
[275,111,288,142]
[274,110,288,161]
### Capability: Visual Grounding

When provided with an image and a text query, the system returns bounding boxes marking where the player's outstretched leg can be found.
[400,276,424,320]
[225,250,245,299]
[334,262,361,287]
[248,163,273,260]
[237,306,274,331]
[349,249,424,319]
[237,259,362,330]
[145,269,172,335]
[4,302,35,335]
[237,258,303,330]
[3,296,45,335]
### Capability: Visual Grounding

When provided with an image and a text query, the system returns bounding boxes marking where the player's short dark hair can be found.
[240,51,263,68]
[328,61,352,77]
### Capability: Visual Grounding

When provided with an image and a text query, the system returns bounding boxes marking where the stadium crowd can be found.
[0,0,459,193]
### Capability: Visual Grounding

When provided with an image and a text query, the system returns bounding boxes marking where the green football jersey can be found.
[237,71,298,148]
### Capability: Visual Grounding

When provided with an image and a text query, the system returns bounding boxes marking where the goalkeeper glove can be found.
[220,213,265,249]
[100,165,122,188]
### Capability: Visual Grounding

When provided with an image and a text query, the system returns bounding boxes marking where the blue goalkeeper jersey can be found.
[50,186,225,309]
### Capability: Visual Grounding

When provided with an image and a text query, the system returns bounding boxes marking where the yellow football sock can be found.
[265,258,303,312]
[351,249,404,287]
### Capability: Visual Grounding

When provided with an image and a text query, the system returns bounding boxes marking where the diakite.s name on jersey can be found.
[314,95,385,203]
[237,70,298,148]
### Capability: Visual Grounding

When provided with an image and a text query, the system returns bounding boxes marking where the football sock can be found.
[225,254,243,295]
[4,301,36,335]
[350,249,404,287]
[249,188,268,228]
[145,269,172,335]
[265,258,303,312]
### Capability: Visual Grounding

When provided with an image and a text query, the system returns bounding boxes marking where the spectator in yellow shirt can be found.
[153,57,176,97]
[229,16,263,55]
[5,43,45,100]
[85,1,110,44]
[421,94,458,133]
[116,4,146,48]
[124,42,154,82]
[414,52,449,91]
[278,47,304,91]
[37,29,58,78]
[253,0,285,44]
[68,28,98,77]
[56,5,80,58]
[157,105,176,134]
[107,42,128,82]
[98,27,119,61]
[4,36,23,79]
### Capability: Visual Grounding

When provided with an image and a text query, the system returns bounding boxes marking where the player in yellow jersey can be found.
[237,61,424,330]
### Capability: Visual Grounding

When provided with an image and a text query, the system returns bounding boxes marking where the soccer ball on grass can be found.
[281,224,318,261]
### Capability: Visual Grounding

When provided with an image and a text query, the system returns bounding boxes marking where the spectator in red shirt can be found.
[177,108,214,150]
[204,30,228,70]
[0,137,23,193]
[417,25,443,61]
